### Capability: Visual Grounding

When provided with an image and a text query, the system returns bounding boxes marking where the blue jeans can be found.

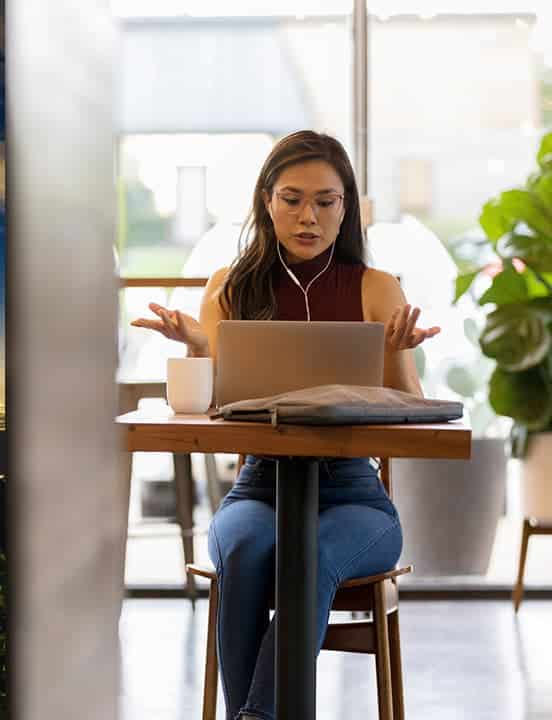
[207,455,403,720]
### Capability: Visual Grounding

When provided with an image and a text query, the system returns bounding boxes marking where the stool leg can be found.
[203,578,219,720]
[388,605,405,720]
[116,450,133,619]
[374,582,394,720]
[513,518,532,613]
[173,453,197,609]
[204,454,222,514]
[117,384,138,604]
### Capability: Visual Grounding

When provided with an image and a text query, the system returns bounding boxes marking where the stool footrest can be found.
[322,621,377,654]
[339,565,413,588]
[186,563,217,580]
[185,563,413,587]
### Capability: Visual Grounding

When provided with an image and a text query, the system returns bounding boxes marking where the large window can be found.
[366,10,551,589]
[115,3,552,591]
[117,12,355,382]
[115,7,355,586]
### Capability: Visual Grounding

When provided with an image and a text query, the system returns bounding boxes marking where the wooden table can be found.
[117,408,471,720]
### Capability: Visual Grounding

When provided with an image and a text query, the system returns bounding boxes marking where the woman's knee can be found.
[209,500,276,573]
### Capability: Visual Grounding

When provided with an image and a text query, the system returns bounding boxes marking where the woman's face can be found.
[264,159,346,264]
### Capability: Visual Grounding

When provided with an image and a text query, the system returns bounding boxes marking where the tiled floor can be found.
[119,598,551,720]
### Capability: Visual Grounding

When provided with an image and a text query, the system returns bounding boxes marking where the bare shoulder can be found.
[361,266,401,292]
[361,267,406,322]
[205,266,231,294]
[200,266,231,319]
[202,266,230,304]
[200,267,231,358]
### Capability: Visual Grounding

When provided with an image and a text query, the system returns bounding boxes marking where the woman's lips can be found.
[294,233,320,245]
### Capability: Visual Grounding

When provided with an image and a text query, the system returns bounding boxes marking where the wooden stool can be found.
[187,457,412,720]
[512,517,552,612]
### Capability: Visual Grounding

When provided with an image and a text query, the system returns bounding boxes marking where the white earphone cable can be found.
[276,241,336,321]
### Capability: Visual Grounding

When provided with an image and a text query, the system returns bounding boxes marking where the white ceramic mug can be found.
[166,357,213,414]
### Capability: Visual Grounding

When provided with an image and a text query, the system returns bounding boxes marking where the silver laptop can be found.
[215,320,385,407]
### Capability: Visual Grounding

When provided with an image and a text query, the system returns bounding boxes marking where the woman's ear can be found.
[262,189,274,221]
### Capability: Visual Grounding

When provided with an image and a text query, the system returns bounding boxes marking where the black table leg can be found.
[275,457,319,720]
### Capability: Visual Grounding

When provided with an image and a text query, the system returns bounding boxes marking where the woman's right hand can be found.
[130,302,209,357]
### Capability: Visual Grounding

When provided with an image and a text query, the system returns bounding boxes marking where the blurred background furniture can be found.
[119,276,231,606]
[391,438,506,576]
[512,519,552,612]
[118,379,200,605]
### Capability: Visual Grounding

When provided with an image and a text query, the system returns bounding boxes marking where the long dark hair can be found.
[221,130,365,320]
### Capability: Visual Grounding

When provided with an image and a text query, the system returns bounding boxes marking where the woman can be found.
[132,130,440,720]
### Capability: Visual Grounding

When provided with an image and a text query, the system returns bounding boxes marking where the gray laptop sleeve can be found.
[211,384,463,426]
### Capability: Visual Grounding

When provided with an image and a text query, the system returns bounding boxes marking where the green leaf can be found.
[544,349,552,382]
[526,170,541,192]
[525,269,552,298]
[499,189,552,238]
[489,366,552,430]
[478,266,528,306]
[453,269,480,303]
[479,199,515,242]
[446,366,478,398]
[537,131,552,171]
[529,169,552,210]
[497,233,552,273]
[527,296,552,316]
[480,305,551,371]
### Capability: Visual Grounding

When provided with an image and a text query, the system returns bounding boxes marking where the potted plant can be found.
[453,131,552,522]
[392,329,507,576]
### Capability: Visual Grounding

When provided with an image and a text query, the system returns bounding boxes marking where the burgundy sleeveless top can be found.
[272,244,366,321]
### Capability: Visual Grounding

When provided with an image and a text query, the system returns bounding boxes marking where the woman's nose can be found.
[298,199,317,223]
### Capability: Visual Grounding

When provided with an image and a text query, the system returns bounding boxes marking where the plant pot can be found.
[521,432,552,522]
[391,437,506,576]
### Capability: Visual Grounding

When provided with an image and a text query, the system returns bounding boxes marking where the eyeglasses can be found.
[273,190,344,218]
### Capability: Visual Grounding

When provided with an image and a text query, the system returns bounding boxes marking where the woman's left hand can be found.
[385,304,441,352]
